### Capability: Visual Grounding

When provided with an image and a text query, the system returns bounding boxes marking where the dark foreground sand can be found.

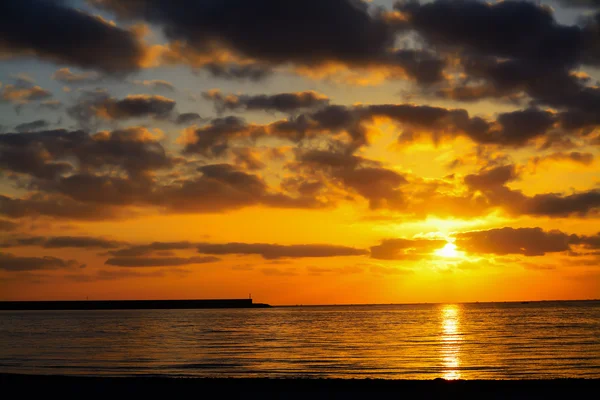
[1,373,598,400]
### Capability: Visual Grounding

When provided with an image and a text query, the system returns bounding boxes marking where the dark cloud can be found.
[0,129,79,179]
[522,190,600,217]
[293,149,526,218]
[0,193,123,221]
[44,174,154,207]
[175,112,202,125]
[558,108,600,132]
[275,105,366,148]
[395,106,557,147]
[337,166,408,209]
[15,119,49,133]
[2,94,598,223]
[144,164,326,213]
[395,0,600,122]
[90,0,446,83]
[396,0,588,69]
[105,256,220,267]
[163,163,267,209]
[485,108,555,146]
[0,219,18,232]
[304,103,464,148]
[0,252,83,271]
[71,127,172,178]
[274,103,472,152]
[455,227,572,256]
[570,232,600,249]
[107,242,196,257]
[204,90,330,114]
[448,56,600,115]
[182,117,250,156]
[182,102,562,160]
[370,238,446,260]
[463,164,600,217]
[0,127,171,180]
[0,235,123,249]
[464,165,519,190]
[1,155,324,220]
[183,106,380,157]
[44,236,121,249]
[103,94,176,119]
[293,149,408,209]
[67,93,176,129]
[156,163,324,212]
[91,0,394,65]
[196,242,368,259]
[367,103,468,126]
[202,62,273,82]
[304,104,558,149]
[0,0,144,73]
[388,49,446,84]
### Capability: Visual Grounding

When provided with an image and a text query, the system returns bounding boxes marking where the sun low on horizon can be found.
[1,0,600,305]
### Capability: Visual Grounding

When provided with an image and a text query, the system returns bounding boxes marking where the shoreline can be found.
[2,373,599,399]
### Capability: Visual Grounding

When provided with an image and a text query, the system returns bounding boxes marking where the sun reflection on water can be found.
[440,304,462,380]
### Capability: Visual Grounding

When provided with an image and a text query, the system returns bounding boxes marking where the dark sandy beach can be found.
[1,373,598,400]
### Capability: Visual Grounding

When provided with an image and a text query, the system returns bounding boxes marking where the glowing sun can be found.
[435,242,463,258]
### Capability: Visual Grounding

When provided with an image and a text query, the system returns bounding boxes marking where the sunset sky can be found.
[1,0,599,304]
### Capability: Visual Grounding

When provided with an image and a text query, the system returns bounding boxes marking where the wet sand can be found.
[1,373,598,399]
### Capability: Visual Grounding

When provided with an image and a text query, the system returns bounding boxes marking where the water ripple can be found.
[0,301,599,379]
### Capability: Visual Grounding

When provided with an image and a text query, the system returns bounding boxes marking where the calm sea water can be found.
[1,301,599,379]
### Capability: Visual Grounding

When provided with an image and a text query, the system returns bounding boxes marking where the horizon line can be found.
[1,298,598,308]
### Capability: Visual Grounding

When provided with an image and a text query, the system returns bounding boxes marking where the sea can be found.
[1,301,599,379]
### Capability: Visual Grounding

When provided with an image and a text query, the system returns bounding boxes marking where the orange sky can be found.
[1,0,600,304]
